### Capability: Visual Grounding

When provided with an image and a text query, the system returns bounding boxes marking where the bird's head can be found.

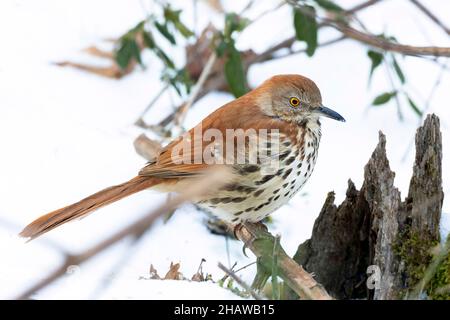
[256,74,345,124]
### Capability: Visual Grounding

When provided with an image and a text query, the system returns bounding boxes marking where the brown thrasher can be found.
[20,74,345,240]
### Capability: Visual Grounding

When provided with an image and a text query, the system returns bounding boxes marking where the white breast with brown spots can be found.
[197,119,321,224]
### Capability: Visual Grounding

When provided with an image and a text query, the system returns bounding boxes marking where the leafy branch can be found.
[114,5,194,96]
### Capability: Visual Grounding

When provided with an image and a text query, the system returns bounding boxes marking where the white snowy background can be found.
[0,0,449,299]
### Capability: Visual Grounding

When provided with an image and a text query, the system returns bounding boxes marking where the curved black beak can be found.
[316,106,346,122]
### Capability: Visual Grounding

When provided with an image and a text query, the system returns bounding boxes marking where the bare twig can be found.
[239,0,257,15]
[135,83,170,126]
[257,36,346,62]
[347,0,383,15]
[15,168,231,300]
[234,261,257,274]
[410,0,450,36]
[218,262,264,300]
[246,2,286,23]
[174,53,217,127]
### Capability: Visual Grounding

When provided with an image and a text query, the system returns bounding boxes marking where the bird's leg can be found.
[232,223,245,240]
[231,223,252,257]
[242,221,269,237]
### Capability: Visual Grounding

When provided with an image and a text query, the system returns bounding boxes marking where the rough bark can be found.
[294,114,443,299]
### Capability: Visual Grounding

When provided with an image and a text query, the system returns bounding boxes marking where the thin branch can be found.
[347,0,383,15]
[410,0,450,36]
[15,168,231,300]
[218,262,264,300]
[286,0,450,57]
[88,227,149,299]
[239,0,257,15]
[231,223,333,300]
[256,36,346,63]
[332,22,450,57]
[174,53,217,126]
[234,261,257,274]
[135,83,170,127]
[247,2,286,24]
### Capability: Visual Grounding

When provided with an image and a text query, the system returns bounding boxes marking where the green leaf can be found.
[215,38,227,57]
[392,56,406,84]
[142,31,156,49]
[174,20,194,38]
[142,31,175,69]
[313,0,343,12]
[224,43,247,98]
[165,68,193,96]
[293,5,318,57]
[224,13,250,40]
[130,40,142,66]
[154,47,175,69]
[115,38,141,70]
[178,68,193,94]
[164,7,194,38]
[406,96,423,116]
[372,91,397,106]
[130,20,146,34]
[154,21,176,44]
[367,50,383,82]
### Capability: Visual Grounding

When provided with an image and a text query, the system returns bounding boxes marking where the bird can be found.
[20,74,345,241]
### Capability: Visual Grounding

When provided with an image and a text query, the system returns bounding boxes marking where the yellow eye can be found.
[289,97,301,107]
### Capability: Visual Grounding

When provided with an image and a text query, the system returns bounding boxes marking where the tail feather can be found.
[20,176,159,241]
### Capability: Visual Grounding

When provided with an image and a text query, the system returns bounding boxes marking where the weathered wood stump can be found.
[293,114,444,299]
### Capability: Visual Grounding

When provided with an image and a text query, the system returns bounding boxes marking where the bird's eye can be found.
[289,97,300,107]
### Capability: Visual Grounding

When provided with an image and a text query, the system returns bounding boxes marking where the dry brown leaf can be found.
[164,262,183,280]
[83,46,114,59]
[53,35,143,79]
[191,258,206,282]
[149,264,161,279]
[53,61,125,79]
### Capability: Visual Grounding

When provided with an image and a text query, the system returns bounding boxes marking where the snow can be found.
[0,0,449,299]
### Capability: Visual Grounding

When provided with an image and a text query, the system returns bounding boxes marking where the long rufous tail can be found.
[20,176,159,241]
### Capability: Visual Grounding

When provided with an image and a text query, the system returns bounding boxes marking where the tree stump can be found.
[293,114,444,299]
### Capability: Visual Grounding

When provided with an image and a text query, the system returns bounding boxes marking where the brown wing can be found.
[139,89,300,179]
